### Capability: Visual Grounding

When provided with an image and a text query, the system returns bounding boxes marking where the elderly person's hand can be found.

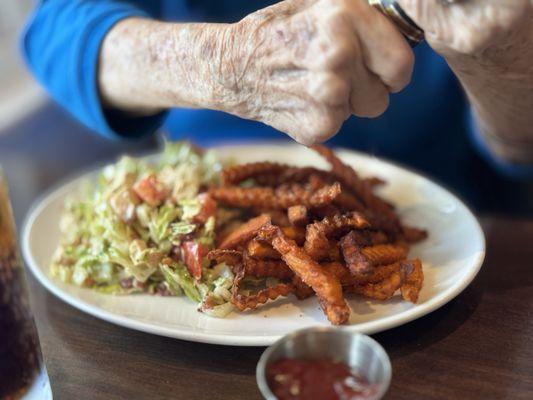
[218,0,414,144]
[398,0,531,56]
[100,0,414,145]
[397,0,533,164]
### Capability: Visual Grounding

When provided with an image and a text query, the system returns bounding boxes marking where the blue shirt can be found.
[22,0,533,211]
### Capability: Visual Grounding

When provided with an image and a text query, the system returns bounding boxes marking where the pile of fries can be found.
[208,145,426,325]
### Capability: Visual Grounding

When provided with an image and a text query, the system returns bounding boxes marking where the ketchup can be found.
[266,358,379,400]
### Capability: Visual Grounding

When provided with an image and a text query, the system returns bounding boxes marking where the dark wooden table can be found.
[24,216,533,400]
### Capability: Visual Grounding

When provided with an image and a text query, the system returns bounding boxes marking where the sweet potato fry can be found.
[291,276,315,300]
[207,249,243,266]
[333,191,366,212]
[346,270,402,301]
[311,145,361,187]
[231,264,293,311]
[366,177,386,187]
[304,212,370,260]
[246,240,280,259]
[281,226,306,246]
[340,231,373,276]
[265,210,290,227]
[260,224,350,325]
[361,244,408,266]
[401,225,428,243]
[354,262,400,285]
[288,205,308,227]
[400,259,424,303]
[323,262,352,284]
[221,162,287,185]
[311,145,399,223]
[210,182,341,210]
[253,166,335,187]
[243,254,293,280]
[218,214,271,249]
[311,204,340,219]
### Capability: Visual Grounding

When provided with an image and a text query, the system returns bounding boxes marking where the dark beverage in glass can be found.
[0,171,52,399]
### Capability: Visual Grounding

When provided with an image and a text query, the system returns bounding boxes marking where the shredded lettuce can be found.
[161,263,201,302]
[51,141,242,319]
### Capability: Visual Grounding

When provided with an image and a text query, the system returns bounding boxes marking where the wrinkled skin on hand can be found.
[219,0,414,145]
[398,0,532,57]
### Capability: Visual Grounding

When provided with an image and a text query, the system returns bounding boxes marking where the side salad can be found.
[51,142,236,317]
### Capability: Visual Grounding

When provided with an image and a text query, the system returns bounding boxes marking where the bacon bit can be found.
[181,241,209,280]
[155,282,173,296]
[194,193,217,224]
[120,277,134,289]
[132,174,169,207]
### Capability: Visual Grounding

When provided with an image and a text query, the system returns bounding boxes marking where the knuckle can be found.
[322,41,352,69]
[309,73,350,106]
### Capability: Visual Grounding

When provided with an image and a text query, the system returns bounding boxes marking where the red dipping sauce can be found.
[266,358,380,400]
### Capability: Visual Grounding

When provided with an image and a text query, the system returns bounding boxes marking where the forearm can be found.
[98,18,237,115]
[446,22,533,164]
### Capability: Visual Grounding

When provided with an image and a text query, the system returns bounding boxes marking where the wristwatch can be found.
[367,0,424,46]
[368,0,461,47]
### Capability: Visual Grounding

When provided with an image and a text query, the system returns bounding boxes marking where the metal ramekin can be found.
[256,327,392,400]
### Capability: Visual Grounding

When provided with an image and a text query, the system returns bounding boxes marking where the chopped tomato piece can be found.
[194,193,218,224]
[181,241,208,280]
[132,174,169,207]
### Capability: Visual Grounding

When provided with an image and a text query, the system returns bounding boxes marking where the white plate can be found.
[22,144,485,346]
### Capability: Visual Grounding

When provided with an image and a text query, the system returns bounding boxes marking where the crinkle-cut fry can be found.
[361,244,408,266]
[243,254,294,280]
[400,259,424,303]
[364,212,402,237]
[340,231,373,275]
[327,240,342,262]
[354,262,400,285]
[401,225,428,243]
[209,182,341,210]
[288,205,308,227]
[247,240,281,260]
[339,230,388,247]
[260,224,350,325]
[366,177,386,187]
[268,210,291,227]
[207,249,243,266]
[304,212,370,260]
[367,231,389,246]
[232,283,294,311]
[275,182,341,209]
[346,270,402,301]
[323,262,352,284]
[311,204,340,219]
[291,276,315,300]
[218,214,271,249]
[221,162,287,185]
[253,166,336,187]
[333,191,367,212]
[311,145,399,222]
[281,226,306,246]
[230,264,293,311]
[311,145,364,189]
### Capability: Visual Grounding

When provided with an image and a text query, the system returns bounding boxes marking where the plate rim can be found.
[21,143,486,346]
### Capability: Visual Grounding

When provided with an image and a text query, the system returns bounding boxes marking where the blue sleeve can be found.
[21,0,168,140]
[467,108,533,180]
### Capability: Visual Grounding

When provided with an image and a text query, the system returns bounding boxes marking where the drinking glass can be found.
[0,169,52,399]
